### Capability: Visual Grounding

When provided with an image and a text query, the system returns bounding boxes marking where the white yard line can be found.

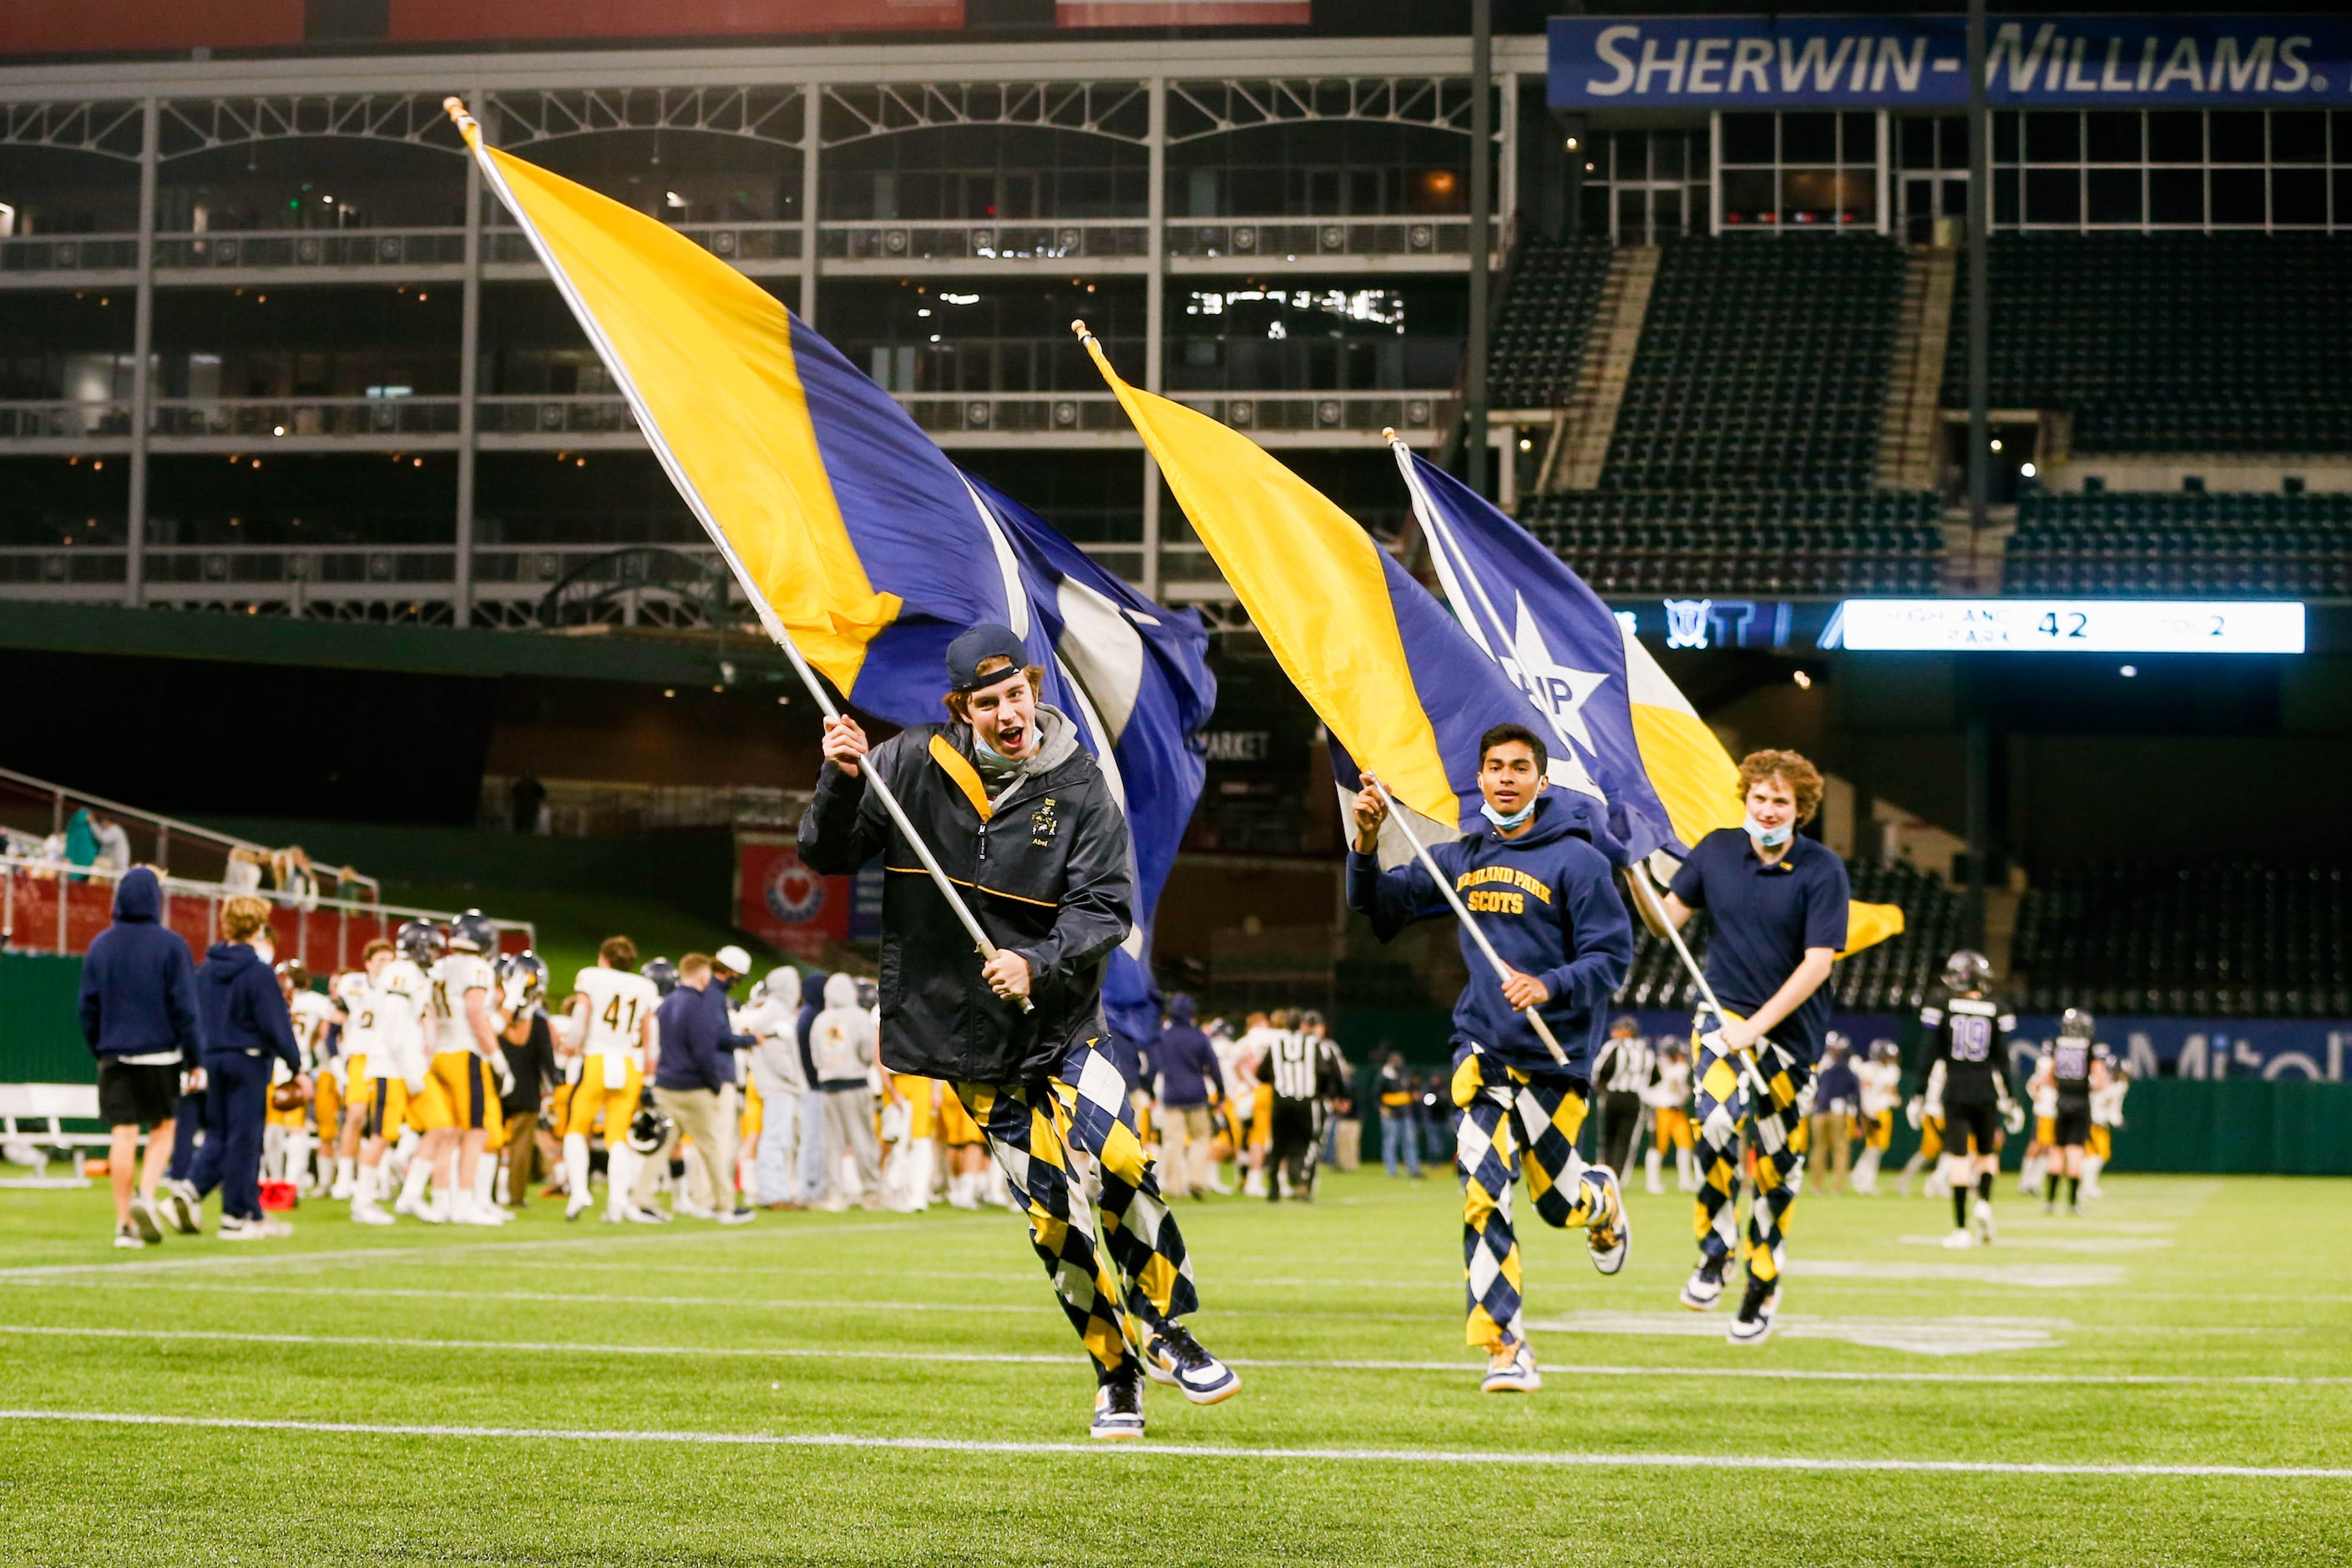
[7,1409,2348,1480]
[5,1324,2347,1388]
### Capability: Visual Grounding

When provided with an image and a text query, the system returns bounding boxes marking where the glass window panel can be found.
[2086,168,2142,225]
[1899,117,1936,170]
[1837,169,1877,224]
[1614,131,1651,181]
[2336,169,2352,229]
[2148,111,2203,163]
[1941,177,1969,219]
[2085,112,2141,164]
[1689,134,1710,179]
[2209,167,2264,225]
[1939,116,1969,169]
[1721,114,1775,165]
[2272,110,2326,164]
[2026,168,2081,225]
[2148,167,2203,225]
[1841,112,1877,164]
[1782,113,1837,164]
[1616,187,1647,243]
[1653,135,1685,181]
[1579,182,1611,235]
[2274,168,2326,226]
[1719,169,1776,225]
[1781,168,1840,225]
[1994,167,2020,225]
[2209,112,2265,164]
[2335,112,2352,163]
[1993,112,2020,164]
[1654,186,1684,235]
[2026,112,2080,164]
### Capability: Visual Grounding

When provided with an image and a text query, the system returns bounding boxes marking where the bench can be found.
[0,1083,104,1188]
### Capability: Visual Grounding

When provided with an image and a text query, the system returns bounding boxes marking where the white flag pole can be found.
[443,99,1028,1010]
[1363,776,1569,1068]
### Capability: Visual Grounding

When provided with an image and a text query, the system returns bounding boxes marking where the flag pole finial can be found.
[1381,427,1399,443]
[1070,318,1090,341]
[443,98,480,140]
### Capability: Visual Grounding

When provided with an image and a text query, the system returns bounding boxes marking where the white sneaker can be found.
[329,1176,357,1201]
[1583,1166,1629,1276]
[218,1216,276,1242]
[1480,1339,1541,1393]
[351,1201,397,1227]
[1942,1227,1976,1250]
[1971,1197,1996,1245]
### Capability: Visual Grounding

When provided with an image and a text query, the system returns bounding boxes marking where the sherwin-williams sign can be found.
[1550,16,2352,109]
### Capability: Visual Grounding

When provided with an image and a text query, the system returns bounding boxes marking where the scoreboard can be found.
[1828,599,2307,654]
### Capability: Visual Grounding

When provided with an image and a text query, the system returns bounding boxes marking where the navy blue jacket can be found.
[1155,997,1222,1109]
[79,867,202,1063]
[1348,796,1634,1078]
[195,941,300,1071]
[654,980,749,1093]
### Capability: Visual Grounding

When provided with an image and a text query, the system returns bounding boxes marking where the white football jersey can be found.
[1856,1059,1902,1117]
[574,967,659,1059]
[339,975,378,1070]
[371,959,431,1084]
[287,989,336,1074]
[427,953,497,1054]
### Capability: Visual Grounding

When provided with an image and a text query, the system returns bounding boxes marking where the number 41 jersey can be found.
[573,967,659,1064]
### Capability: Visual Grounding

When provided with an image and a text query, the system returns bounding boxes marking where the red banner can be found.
[737,837,849,961]
[387,1,964,43]
[1057,1,1307,24]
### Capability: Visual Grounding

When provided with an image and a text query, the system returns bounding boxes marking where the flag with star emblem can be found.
[1389,442,1904,954]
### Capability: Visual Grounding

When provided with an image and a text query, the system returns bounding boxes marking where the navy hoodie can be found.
[1155,996,1222,1109]
[78,867,202,1063]
[1348,795,1634,1078]
[195,940,301,1072]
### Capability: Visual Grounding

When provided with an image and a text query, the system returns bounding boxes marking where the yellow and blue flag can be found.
[1388,442,1903,956]
[1078,326,1620,855]
[452,103,1216,1012]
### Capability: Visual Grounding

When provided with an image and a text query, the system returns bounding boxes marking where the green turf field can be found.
[3,1170,2346,1565]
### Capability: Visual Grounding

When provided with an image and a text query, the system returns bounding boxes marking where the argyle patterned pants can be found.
[1451,1042,1607,1351]
[955,1038,1198,1381]
[1691,1026,1813,1287]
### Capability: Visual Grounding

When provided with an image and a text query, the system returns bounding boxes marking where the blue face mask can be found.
[1482,797,1540,831]
[1744,812,1792,849]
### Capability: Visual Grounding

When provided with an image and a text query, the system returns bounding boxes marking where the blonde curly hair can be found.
[1736,748,1824,825]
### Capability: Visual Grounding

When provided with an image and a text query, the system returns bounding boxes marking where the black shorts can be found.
[1943,1095,2000,1157]
[98,1060,182,1128]
[2053,1104,2093,1147]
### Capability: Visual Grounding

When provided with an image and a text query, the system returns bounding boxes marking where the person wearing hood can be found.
[166,895,306,1239]
[79,865,202,1247]
[805,970,882,1211]
[1153,994,1224,1200]
[801,621,1239,1439]
[1348,721,1635,1395]
[738,966,808,1208]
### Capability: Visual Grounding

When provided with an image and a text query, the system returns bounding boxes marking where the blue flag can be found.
[964,474,1216,1058]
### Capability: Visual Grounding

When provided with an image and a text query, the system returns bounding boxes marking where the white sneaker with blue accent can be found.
[1584,1166,1630,1276]
[1144,1323,1241,1405]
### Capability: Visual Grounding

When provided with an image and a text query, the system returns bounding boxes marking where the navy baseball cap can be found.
[946,622,1027,694]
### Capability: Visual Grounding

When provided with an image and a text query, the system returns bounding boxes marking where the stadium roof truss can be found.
[487,86,807,151]
[155,94,468,159]
[0,99,144,160]
[1166,76,1488,144]
[817,79,1146,148]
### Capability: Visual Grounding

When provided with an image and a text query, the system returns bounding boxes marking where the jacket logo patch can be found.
[1029,800,1060,844]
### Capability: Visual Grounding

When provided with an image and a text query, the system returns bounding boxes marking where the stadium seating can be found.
[1488,234,1614,410]
[2003,491,2352,596]
[1604,236,1906,493]
[1617,857,1964,1014]
[1520,489,1942,595]
[1942,234,2352,453]
[2013,860,2352,1019]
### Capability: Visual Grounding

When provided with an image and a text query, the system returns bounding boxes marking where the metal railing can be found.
[477,395,639,437]
[154,229,468,271]
[818,218,1150,263]
[0,235,139,273]
[0,766,378,904]
[487,221,801,268]
[1170,390,1454,435]
[0,400,134,439]
[0,854,527,972]
[149,396,464,438]
[1166,215,1477,261]
[0,549,127,587]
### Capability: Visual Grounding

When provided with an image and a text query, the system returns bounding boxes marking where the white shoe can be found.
[1480,1339,1541,1393]
[1726,1280,1779,1346]
[566,1189,594,1222]
[1971,1197,1996,1245]
[351,1201,396,1227]
[329,1176,357,1201]
[1942,1227,1976,1250]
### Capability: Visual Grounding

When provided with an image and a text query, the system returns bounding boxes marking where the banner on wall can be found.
[1550,16,2352,110]
[736,835,849,962]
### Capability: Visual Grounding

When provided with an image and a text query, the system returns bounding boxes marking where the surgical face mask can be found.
[1482,797,1539,831]
[253,938,276,964]
[1744,812,1792,849]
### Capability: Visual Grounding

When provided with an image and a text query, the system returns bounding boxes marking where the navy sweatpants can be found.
[189,1052,271,1222]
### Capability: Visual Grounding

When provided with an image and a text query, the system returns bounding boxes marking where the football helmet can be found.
[640,957,680,997]
[1869,1038,1901,1064]
[625,1100,674,1155]
[396,918,444,966]
[496,950,549,1012]
[1943,949,1993,993]
[448,908,496,954]
[855,977,878,1011]
[274,959,311,994]
[2061,1007,2096,1040]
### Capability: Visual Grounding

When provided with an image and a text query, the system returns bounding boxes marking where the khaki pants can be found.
[500,1110,542,1207]
[651,1085,738,1213]
[1161,1103,1215,1197]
